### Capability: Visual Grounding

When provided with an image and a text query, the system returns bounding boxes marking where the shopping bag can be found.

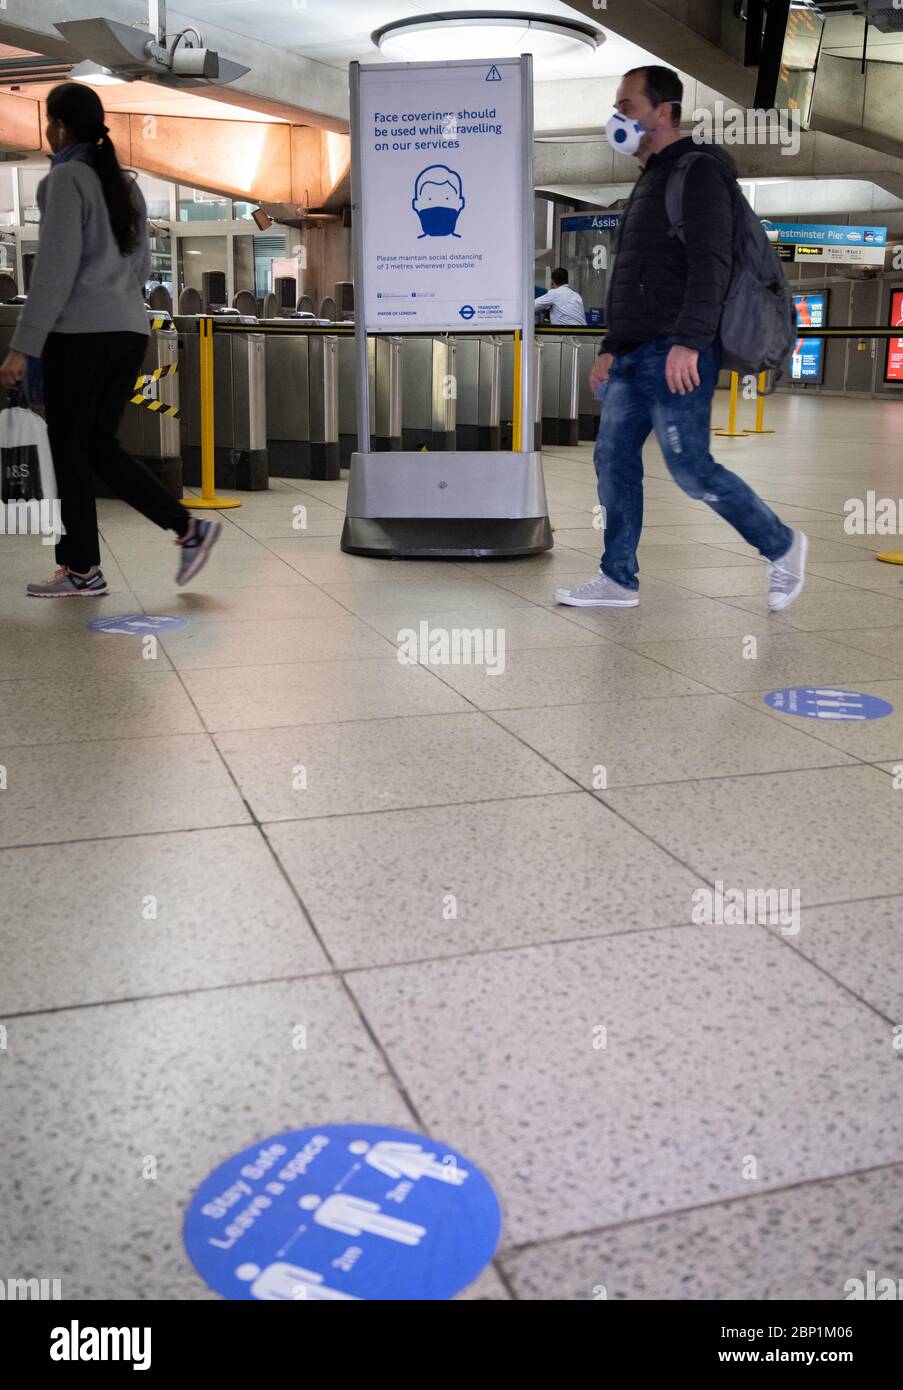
[0,387,57,503]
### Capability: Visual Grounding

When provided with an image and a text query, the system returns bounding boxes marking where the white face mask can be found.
[605,112,646,156]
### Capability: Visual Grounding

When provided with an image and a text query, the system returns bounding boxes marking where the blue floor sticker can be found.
[87,614,188,634]
[764,687,893,721]
[184,1125,502,1300]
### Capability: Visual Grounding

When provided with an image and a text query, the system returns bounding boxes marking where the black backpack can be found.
[665,151,795,391]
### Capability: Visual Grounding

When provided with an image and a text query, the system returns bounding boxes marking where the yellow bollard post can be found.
[743,370,775,434]
[713,370,747,437]
[181,317,241,511]
[511,328,523,452]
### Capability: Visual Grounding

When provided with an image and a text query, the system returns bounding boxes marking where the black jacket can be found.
[602,138,735,355]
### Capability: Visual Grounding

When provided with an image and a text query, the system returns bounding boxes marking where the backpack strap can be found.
[665,150,736,243]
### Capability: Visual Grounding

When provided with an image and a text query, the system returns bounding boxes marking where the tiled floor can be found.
[2,392,903,1301]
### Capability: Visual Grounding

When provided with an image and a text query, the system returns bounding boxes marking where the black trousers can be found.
[43,331,189,571]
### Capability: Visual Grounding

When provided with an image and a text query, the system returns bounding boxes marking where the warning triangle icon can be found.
[485,64,502,81]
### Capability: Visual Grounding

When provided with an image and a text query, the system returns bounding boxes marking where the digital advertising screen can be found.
[790,291,827,382]
[884,289,903,384]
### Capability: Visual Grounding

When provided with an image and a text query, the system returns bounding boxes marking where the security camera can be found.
[169,46,219,79]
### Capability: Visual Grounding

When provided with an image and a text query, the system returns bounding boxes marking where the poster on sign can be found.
[884,288,903,384]
[791,292,828,382]
[356,59,524,332]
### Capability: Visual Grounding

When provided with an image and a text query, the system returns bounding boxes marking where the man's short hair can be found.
[551,267,568,285]
[624,65,682,127]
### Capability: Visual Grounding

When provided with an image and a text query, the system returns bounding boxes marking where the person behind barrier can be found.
[555,65,806,613]
[0,83,220,596]
[533,268,586,328]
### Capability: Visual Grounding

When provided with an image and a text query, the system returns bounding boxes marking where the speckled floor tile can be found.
[424,643,709,709]
[316,578,535,614]
[0,826,327,1012]
[360,604,605,650]
[493,694,853,788]
[818,628,903,663]
[603,765,903,907]
[629,632,903,693]
[265,794,700,968]
[0,979,417,1299]
[733,681,903,762]
[807,561,903,595]
[501,1164,903,1299]
[116,550,310,589]
[348,929,903,1247]
[723,590,903,632]
[647,567,842,599]
[0,734,250,847]
[771,897,903,1022]
[0,626,174,678]
[182,658,470,732]
[0,671,202,746]
[130,584,349,622]
[552,598,792,643]
[216,712,573,821]
[157,615,394,669]
[260,548,473,583]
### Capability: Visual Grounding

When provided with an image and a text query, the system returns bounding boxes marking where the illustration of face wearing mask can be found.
[605,112,647,157]
[412,164,465,238]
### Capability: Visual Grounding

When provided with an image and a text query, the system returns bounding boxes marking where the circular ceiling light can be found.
[373,11,603,75]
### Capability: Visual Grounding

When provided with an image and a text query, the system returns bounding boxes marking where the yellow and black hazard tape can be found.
[133,362,178,390]
[129,393,179,418]
[150,317,173,331]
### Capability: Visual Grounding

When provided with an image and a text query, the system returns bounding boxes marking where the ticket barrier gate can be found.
[338,334,404,464]
[539,335,580,446]
[265,325,340,480]
[577,338,602,441]
[0,303,21,408]
[114,309,181,498]
[175,314,268,490]
[401,335,455,452]
[455,335,501,451]
[500,337,543,451]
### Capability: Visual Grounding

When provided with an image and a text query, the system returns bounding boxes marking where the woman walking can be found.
[0,82,219,595]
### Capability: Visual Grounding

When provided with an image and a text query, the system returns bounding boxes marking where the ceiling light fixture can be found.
[69,60,126,86]
[373,11,603,75]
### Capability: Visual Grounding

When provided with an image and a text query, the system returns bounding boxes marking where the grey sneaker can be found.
[175,518,221,586]
[767,530,808,611]
[27,566,108,597]
[555,572,639,607]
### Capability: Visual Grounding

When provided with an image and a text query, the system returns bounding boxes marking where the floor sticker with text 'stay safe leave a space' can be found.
[764,688,894,721]
[184,1125,502,1301]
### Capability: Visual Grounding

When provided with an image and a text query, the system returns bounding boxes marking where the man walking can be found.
[555,66,806,611]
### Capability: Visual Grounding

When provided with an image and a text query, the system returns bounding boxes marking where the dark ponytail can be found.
[46,82,142,255]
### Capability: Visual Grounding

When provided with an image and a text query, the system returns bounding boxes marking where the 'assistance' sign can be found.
[357,59,525,332]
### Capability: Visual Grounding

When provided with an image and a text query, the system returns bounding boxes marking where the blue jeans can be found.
[594,339,793,591]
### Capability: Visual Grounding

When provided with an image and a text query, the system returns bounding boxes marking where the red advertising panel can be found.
[885,289,903,383]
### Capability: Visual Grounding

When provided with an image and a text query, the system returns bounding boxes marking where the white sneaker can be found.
[555,573,639,607]
[767,530,808,611]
